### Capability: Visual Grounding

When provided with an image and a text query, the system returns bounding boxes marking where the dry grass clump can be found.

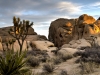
[43,63,55,73]
[75,46,100,74]
[53,56,62,65]
[59,70,68,75]
[27,49,48,56]
[80,61,98,74]
[76,46,100,63]
[27,56,40,67]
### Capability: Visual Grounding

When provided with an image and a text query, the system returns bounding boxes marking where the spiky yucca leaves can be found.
[0,50,29,75]
[8,16,33,53]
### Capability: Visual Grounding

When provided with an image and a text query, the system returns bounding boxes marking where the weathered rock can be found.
[0,26,37,36]
[0,42,3,51]
[48,18,76,47]
[72,14,100,40]
[58,48,78,56]
[1,40,32,52]
[30,41,57,51]
[25,35,47,41]
[61,39,91,49]
[94,36,100,46]
[48,14,100,47]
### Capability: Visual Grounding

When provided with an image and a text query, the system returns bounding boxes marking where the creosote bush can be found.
[43,63,55,73]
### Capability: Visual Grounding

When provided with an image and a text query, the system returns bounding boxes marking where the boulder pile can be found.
[48,14,100,47]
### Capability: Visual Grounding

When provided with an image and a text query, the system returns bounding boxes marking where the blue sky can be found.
[0,0,100,37]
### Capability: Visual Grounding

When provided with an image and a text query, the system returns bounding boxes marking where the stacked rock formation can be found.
[48,18,76,47]
[48,14,100,47]
[72,14,98,40]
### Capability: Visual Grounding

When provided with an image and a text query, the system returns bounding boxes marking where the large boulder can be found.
[25,35,47,41]
[61,39,91,49]
[72,14,100,40]
[48,18,76,47]
[58,48,78,56]
[30,41,57,51]
[1,40,32,52]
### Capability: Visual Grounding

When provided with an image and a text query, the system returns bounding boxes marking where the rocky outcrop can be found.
[0,26,37,36]
[48,18,76,47]
[0,40,32,52]
[49,14,100,47]
[0,26,37,43]
[72,14,98,40]
[0,25,48,51]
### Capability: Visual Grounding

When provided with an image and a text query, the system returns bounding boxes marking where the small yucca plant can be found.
[0,50,29,75]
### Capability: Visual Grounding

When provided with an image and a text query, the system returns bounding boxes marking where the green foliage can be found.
[0,50,29,75]
[43,63,55,73]
[9,16,33,53]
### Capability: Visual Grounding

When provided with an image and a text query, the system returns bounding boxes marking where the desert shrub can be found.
[39,55,48,63]
[73,51,84,57]
[0,50,29,75]
[43,63,55,73]
[26,49,41,56]
[27,56,40,67]
[53,56,62,65]
[59,70,68,75]
[26,49,48,56]
[80,61,97,74]
[76,46,100,74]
[77,46,100,63]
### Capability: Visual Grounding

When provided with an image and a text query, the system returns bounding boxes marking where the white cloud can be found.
[57,2,83,14]
[90,2,100,6]
[14,11,23,16]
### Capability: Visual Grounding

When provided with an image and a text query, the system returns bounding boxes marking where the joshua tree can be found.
[8,16,33,53]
